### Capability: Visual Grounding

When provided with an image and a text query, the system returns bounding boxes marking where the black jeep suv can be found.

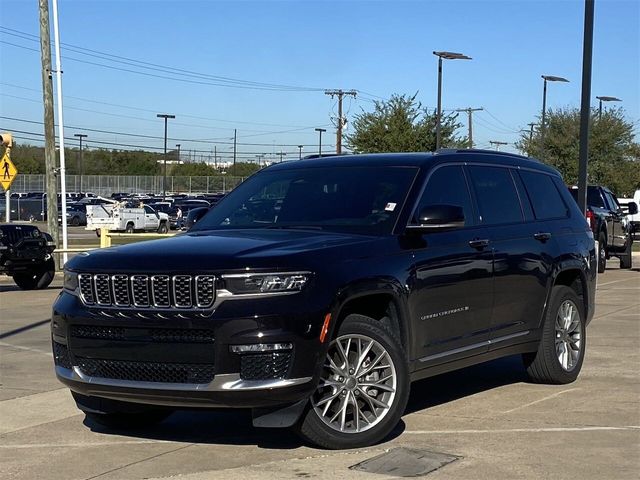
[1,223,56,289]
[52,151,596,449]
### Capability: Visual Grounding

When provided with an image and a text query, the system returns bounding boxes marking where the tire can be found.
[71,216,80,227]
[157,222,168,234]
[619,238,633,269]
[125,223,135,234]
[13,259,55,290]
[95,229,101,238]
[295,314,409,449]
[597,233,607,273]
[523,286,586,384]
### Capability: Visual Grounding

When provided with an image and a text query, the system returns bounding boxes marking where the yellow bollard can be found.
[99,228,111,248]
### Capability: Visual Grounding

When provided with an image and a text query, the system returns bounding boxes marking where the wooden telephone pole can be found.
[38,0,59,246]
[455,107,483,148]
[324,89,357,154]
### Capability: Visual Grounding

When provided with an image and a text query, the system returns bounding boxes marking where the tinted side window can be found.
[144,206,154,214]
[519,170,568,220]
[468,166,523,225]
[413,165,474,226]
[604,191,620,211]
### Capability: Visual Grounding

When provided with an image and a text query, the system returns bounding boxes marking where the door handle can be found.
[534,232,552,242]
[469,238,490,249]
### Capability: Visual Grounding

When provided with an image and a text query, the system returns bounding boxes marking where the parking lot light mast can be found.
[596,96,621,119]
[298,145,303,159]
[315,128,326,157]
[73,133,87,177]
[175,143,181,162]
[433,51,471,150]
[156,114,175,198]
[540,75,569,154]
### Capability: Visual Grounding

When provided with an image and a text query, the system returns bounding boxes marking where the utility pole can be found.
[214,145,217,168]
[455,107,483,148]
[232,129,237,174]
[74,133,87,175]
[156,113,175,198]
[527,122,536,144]
[297,145,303,159]
[325,89,357,154]
[489,140,508,151]
[39,0,59,247]
[176,143,181,163]
[315,128,326,157]
[278,151,286,163]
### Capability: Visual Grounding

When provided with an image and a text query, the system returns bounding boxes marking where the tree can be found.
[345,93,466,153]
[516,107,640,196]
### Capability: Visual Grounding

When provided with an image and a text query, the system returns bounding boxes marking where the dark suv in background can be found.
[568,185,636,272]
[52,150,595,449]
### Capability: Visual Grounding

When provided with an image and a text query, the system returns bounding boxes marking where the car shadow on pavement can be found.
[405,354,527,415]
[83,408,399,450]
[80,358,526,450]
[0,284,60,293]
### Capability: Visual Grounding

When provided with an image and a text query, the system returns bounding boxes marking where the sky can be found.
[0,0,638,163]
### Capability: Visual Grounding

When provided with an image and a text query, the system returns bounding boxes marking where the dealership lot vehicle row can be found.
[0,260,638,479]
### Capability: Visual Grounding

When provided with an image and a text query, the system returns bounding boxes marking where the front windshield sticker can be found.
[385,202,397,212]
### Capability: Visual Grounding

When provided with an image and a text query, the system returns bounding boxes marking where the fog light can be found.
[230,343,293,354]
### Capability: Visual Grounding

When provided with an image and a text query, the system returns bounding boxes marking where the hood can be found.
[66,229,380,273]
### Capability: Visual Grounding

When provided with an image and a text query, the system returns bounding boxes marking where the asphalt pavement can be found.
[1,257,638,479]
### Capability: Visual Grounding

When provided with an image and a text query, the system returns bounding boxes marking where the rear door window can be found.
[468,166,523,225]
[519,170,568,220]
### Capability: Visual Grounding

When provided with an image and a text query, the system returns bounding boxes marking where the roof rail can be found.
[435,148,538,162]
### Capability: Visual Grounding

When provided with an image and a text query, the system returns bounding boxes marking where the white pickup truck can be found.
[619,189,640,238]
[86,203,169,235]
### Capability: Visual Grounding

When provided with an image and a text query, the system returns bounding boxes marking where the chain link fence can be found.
[5,174,246,197]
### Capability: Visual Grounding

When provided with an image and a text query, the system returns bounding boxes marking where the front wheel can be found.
[523,285,586,384]
[157,222,168,234]
[597,233,607,273]
[13,259,55,290]
[296,314,409,449]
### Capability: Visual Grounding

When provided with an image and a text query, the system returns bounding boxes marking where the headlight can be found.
[63,270,78,293]
[222,272,311,295]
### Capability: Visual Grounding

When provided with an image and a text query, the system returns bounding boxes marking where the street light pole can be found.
[176,143,181,163]
[157,114,175,198]
[596,96,621,119]
[433,51,471,150]
[315,128,326,157]
[74,133,87,176]
[298,145,303,159]
[540,75,569,156]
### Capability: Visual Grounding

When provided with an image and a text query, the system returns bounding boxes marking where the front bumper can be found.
[51,290,327,409]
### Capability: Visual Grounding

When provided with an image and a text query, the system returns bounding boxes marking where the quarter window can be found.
[519,170,568,219]
[468,166,523,225]
[413,165,474,226]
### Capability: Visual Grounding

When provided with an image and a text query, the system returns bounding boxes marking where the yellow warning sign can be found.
[0,152,18,191]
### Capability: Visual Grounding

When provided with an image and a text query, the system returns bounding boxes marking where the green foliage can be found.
[9,144,46,174]
[170,161,218,176]
[345,93,466,153]
[226,161,260,177]
[516,107,640,196]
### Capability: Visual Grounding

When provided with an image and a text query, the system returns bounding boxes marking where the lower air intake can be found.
[240,352,292,381]
[76,358,215,384]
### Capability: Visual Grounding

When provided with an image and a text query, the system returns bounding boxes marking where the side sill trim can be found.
[418,330,531,363]
[56,366,312,392]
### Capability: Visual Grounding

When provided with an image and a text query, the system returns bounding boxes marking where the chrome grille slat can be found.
[75,274,215,310]
[94,274,112,305]
[151,275,171,308]
[131,275,150,307]
[173,275,192,308]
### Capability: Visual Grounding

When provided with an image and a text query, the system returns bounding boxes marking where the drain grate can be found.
[349,447,459,477]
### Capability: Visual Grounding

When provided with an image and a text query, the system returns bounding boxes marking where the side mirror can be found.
[627,202,638,215]
[406,204,465,233]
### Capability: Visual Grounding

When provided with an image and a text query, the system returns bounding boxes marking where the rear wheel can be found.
[157,222,168,234]
[71,216,80,227]
[597,233,607,273]
[13,259,55,290]
[523,286,586,384]
[125,222,135,234]
[296,314,409,449]
[619,238,633,269]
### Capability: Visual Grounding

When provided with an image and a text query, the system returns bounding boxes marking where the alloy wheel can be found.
[311,334,397,433]
[555,300,582,371]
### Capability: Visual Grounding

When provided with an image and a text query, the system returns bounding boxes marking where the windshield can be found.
[191,165,418,235]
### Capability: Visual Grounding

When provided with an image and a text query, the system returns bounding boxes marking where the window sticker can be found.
[385,202,397,212]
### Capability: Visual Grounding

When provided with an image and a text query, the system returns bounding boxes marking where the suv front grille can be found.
[78,274,216,309]
[76,357,216,384]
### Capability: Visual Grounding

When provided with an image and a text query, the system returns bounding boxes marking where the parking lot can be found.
[1,259,638,479]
